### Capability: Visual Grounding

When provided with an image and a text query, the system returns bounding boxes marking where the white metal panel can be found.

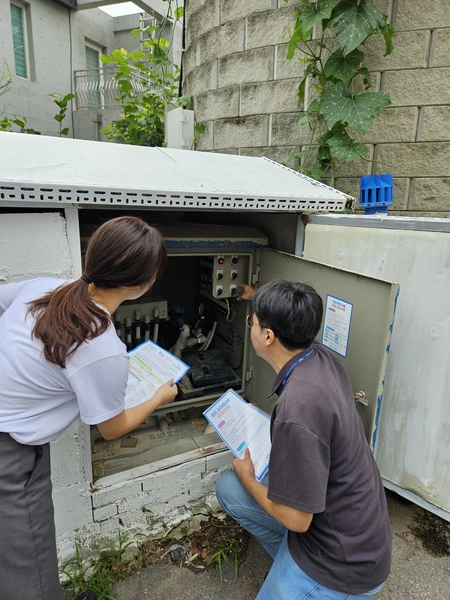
[0,132,352,212]
[303,220,450,517]
[0,212,73,281]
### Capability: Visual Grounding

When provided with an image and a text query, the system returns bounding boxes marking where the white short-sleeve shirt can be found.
[0,278,128,444]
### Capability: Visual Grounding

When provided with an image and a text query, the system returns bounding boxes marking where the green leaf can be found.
[0,117,12,131]
[324,48,364,83]
[328,130,369,161]
[357,66,371,90]
[297,62,319,102]
[60,127,69,136]
[286,14,304,60]
[321,82,391,132]
[287,0,335,59]
[297,75,307,103]
[298,99,321,125]
[299,0,335,36]
[129,50,145,61]
[305,161,324,181]
[112,49,127,62]
[12,118,25,128]
[382,23,395,56]
[286,38,298,61]
[298,112,318,128]
[118,80,133,93]
[177,95,192,108]
[174,7,184,19]
[331,0,387,55]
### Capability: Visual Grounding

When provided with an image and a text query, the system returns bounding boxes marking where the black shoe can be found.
[74,591,98,600]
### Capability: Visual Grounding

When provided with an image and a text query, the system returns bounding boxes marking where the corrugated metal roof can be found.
[0,132,353,212]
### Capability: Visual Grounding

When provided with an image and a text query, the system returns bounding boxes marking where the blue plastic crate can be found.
[359,174,393,214]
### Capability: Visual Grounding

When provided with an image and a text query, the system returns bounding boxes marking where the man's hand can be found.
[233,447,255,488]
[232,447,314,533]
[237,284,256,301]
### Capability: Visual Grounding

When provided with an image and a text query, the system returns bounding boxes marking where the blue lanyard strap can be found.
[280,348,315,391]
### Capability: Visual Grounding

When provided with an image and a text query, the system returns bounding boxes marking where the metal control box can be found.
[201,254,250,299]
[1,134,405,559]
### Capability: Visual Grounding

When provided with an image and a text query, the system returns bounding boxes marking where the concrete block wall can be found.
[58,449,232,560]
[183,0,450,217]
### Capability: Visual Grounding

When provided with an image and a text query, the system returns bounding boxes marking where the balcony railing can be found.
[74,66,148,110]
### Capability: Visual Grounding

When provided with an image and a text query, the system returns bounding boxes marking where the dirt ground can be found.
[109,490,450,599]
[377,491,450,599]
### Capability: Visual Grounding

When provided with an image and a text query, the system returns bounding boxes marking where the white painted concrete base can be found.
[55,444,232,561]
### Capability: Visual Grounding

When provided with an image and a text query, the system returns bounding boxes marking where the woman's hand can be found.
[155,379,178,406]
[97,379,178,440]
[237,284,256,301]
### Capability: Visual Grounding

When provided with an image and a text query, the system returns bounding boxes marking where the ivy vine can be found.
[286,0,395,182]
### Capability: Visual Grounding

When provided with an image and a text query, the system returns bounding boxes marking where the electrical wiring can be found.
[225,298,236,321]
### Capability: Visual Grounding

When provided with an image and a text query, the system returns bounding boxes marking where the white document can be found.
[203,389,271,482]
[322,294,353,357]
[124,340,189,409]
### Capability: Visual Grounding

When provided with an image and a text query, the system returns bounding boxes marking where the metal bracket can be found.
[354,390,368,406]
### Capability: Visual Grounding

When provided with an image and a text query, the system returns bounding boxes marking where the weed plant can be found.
[61,515,249,598]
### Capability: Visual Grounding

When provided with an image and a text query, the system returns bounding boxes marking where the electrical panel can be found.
[200,254,250,299]
[91,224,267,480]
[111,249,257,406]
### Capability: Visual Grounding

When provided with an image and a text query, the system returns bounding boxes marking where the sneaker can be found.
[74,592,98,600]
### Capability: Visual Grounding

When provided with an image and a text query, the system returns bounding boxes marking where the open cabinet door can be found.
[246,249,399,450]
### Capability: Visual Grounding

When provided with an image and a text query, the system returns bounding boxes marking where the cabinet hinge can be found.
[251,266,260,287]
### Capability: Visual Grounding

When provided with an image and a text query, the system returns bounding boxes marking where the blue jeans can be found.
[216,471,385,600]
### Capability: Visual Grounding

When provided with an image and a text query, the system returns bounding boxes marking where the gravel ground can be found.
[112,490,450,599]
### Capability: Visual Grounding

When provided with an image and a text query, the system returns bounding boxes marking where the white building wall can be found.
[0,1,145,140]
[1,1,183,141]
[0,0,117,136]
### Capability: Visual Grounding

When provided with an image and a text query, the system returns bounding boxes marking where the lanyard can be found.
[279,348,315,392]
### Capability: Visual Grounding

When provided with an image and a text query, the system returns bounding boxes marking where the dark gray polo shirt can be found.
[267,340,391,594]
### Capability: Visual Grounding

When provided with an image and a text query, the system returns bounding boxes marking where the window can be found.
[10,2,29,78]
[85,43,103,107]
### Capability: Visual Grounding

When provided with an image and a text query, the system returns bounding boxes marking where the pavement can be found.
[112,490,450,599]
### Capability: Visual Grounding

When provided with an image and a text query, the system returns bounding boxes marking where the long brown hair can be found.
[28,216,166,368]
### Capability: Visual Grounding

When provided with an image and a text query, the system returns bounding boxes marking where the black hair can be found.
[252,279,323,350]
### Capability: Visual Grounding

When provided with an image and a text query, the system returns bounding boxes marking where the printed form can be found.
[124,340,189,409]
[203,389,271,481]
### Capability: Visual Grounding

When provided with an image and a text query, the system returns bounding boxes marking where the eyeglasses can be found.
[246,312,270,330]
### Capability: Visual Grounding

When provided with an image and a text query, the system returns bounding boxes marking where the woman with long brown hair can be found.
[0,216,177,600]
